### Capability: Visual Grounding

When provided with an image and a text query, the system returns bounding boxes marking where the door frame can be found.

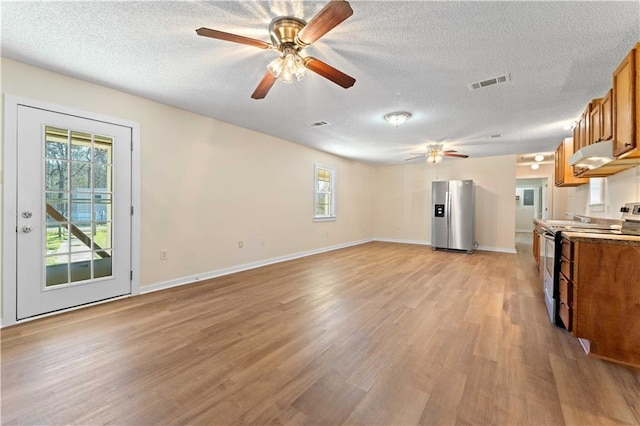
[2,94,141,327]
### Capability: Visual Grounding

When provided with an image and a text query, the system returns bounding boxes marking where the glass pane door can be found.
[44,126,114,288]
[16,105,131,320]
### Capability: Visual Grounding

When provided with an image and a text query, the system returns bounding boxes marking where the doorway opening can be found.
[515,178,547,244]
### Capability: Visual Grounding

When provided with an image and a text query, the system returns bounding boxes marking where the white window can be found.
[314,163,336,221]
[589,177,605,210]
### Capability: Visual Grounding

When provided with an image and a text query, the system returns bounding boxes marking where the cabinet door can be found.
[589,102,602,144]
[554,138,588,187]
[579,105,590,149]
[532,229,540,267]
[601,89,613,140]
[559,302,573,331]
[574,114,584,153]
[555,144,563,186]
[613,48,636,157]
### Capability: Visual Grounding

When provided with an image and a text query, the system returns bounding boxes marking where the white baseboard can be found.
[373,238,517,254]
[140,238,373,295]
[477,245,517,254]
[373,238,430,246]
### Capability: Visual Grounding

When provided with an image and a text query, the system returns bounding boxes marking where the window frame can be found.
[313,163,336,222]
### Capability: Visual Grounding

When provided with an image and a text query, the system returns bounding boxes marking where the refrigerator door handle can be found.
[445,191,450,226]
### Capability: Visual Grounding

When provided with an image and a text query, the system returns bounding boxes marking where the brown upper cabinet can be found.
[573,104,591,153]
[555,138,588,186]
[589,98,602,145]
[612,43,639,158]
[572,104,592,176]
[587,92,612,144]
[557,42,640,183]
[601,89,613,141]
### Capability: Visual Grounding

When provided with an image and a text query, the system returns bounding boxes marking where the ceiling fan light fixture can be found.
[384,111,412,127]
[425,143,444,164]
[267,48,307,83]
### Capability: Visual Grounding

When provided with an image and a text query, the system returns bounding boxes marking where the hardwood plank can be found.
[2,241,640,425]
[345,363,430,425]
[418,368,466,425]
[291,370,366,424]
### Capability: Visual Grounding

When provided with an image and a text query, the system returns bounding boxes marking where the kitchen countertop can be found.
[533,218,621,232]
[561,231,640,246]
[533,218,640,245]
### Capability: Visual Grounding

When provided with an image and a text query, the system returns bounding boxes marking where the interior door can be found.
[16,105,132,320]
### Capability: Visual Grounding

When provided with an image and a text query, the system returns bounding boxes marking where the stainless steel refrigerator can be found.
[431,180,475,253]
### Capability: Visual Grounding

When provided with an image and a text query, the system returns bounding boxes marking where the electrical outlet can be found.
[238,241,243,249]
[261,238,266,246]
[325,230,329,238]
[160,249,168,260]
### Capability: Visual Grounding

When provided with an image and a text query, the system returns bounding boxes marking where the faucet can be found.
[566,212,591,223]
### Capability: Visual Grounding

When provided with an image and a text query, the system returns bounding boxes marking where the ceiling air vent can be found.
[468,74,510,91]
[308,121,329,128]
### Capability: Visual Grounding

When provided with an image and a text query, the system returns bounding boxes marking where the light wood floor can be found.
[2,242,639,425]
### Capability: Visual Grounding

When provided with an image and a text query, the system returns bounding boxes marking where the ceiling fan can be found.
[196,0,356,100]
[405,143,469,163]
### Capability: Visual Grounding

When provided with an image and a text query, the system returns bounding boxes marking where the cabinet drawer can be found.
[560,258,573,281]
[561,238,574,259]
[559,274,573,306]
[559,302,572,331]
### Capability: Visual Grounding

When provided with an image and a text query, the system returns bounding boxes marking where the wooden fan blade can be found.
[251,72,277,99]
[297,0,353,45]
[303,56,355,88]
[444,153,469,158]
[405,155,425,161]
[196,28,271,50]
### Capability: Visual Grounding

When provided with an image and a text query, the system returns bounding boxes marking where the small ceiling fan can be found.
[196,0,356,99]
[405,143,469,163]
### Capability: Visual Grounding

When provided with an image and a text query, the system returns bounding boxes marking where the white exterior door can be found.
[15,105,132,320]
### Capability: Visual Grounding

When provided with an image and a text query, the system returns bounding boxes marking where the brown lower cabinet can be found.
[532,222,542,272]
[560,234,640,368]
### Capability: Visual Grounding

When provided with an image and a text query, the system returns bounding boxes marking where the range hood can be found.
[568,140,640,177]
[568,140,614,169]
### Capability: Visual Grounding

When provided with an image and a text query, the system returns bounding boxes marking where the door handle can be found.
[22,225,32,233]
[22,211,33,219]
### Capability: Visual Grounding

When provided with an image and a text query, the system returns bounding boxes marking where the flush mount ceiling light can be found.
[534,154,545,162]
[531,163,540,170]
[384,111,412,127]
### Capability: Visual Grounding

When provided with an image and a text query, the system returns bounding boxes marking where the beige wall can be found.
[1,58,376,291]
[564,165,640,218]
[374,155,517,252]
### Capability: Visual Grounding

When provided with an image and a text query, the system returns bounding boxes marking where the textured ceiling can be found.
[2,1,638,165]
